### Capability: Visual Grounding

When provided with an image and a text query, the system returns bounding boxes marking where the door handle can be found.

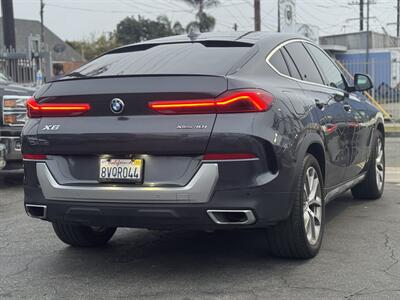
[343,104,352,112]
[334,92,345,102]
[315,99,325,109]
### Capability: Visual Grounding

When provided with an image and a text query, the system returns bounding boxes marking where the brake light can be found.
[26,97,91,118]
[23,154,47,160]
[203,153,258,161]
[148,89,273,114]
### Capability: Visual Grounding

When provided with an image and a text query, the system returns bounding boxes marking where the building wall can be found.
[336,52,392,87]
[0,18,84,62]
[320,32,400,51]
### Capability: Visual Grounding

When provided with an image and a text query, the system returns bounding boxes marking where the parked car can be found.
[22,32,385,258]
[0,72,35,173]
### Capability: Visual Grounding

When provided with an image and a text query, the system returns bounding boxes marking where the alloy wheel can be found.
[303,167,323,245]
[375,138,384,191]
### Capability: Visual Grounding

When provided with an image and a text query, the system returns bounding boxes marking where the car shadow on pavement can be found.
[0,174,24,186]
[325,191,366,224]
[43,193,367,280]
[1,176,379,284]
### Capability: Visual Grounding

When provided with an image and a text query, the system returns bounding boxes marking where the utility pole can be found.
[349,1,376,73]
[349,0,365,31]
[40,0,45,46]
[397,0,400,37]
[1,0,16,50]
[254,0,261,31]
[360,0,364,31]
[366,0,370,74]
[277,0,281,32]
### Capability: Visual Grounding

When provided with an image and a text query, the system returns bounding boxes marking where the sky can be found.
[3,0,400,41]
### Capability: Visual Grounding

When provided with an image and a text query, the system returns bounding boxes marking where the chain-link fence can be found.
[337,58,400,122]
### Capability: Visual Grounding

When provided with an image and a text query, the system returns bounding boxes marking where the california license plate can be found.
[99,158,143,183]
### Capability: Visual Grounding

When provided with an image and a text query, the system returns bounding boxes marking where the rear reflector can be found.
[23,154,47,160]
[203,153,258,161]
[149,89,273,114]
[27,97,90,118]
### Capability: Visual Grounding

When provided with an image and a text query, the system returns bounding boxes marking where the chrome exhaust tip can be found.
[207,210,256,225]
[25,204,47,219]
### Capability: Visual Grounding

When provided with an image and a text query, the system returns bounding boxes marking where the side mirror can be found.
[353,73,373,92]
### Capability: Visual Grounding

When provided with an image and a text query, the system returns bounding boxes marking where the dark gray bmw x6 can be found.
[22,32,385,258]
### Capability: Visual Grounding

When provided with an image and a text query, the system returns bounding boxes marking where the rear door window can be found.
[269,50,290,77]
[284,42,324,85]
[281,48,302,80]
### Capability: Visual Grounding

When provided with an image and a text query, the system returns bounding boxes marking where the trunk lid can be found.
[35,76,226,155]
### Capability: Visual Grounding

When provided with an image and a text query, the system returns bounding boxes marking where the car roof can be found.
[106,31,309,55]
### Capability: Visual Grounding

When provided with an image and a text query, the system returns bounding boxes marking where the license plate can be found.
[99,158,143,183]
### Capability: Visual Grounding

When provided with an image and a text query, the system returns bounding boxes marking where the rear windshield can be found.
[70,42,253,77]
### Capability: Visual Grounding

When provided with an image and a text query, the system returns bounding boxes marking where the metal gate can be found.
[338,58,400,122]
[0,48,50,85]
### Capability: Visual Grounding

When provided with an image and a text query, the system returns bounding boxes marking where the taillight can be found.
[148,89,273,114]
[26,97,90,118]
[203,153,258,161]
[23,154,47,160]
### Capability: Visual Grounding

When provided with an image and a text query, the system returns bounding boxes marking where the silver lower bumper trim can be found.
[36,163,218,203]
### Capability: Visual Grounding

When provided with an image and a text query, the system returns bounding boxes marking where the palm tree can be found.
[179,0,220,32]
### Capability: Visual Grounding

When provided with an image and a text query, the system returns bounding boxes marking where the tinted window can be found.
[71,43,253,77]
[305,43,345,90]
[269,50,290,76]
[284,42,324,84]
[281,48,302,80]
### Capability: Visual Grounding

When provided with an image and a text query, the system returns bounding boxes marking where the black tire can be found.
[351,130,385,200]
[3,174,24,185]
[265,154,325,259]
[52,222,116,247]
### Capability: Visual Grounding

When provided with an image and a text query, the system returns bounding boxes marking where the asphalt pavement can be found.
[1,138,400,299]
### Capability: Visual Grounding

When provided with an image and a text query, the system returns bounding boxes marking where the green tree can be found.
[115,15,185,45]
[179,0,220,32]
[66,33,119,61]
[67,15,185,61]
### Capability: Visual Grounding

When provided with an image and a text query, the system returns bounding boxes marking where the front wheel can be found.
[52,222,116,247]
[351,130,385,200]
[265,154,325,259]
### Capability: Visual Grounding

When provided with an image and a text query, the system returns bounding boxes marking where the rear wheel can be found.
[52,222,116,247]
[351,130,385,200]
[265,154,325,259]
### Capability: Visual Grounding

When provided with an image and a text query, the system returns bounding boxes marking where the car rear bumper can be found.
[24,185,295,230]
[36,162,219,204]
[25,161,296,229]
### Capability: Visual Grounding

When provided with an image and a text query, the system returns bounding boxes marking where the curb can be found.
[386,132,400,138]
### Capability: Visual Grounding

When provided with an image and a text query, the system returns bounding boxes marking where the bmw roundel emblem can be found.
[110,98,125,114]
